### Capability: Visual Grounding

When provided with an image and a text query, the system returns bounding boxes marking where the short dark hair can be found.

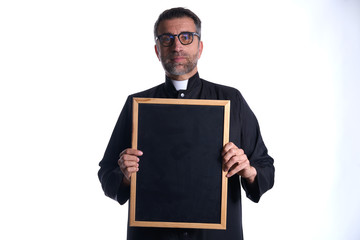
[154,7,201,39]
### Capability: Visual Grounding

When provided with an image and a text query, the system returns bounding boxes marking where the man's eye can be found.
[161,36,172,42]
[181,34,190,40]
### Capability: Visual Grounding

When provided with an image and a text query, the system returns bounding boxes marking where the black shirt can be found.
[98,72,275,240]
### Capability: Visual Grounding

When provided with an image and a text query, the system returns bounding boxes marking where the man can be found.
[98,7,275,240]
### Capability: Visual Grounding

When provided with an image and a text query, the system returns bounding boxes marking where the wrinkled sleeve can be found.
[237,92,275,203]
[98,96,133,205]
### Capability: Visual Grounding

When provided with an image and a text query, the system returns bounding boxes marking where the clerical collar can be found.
[171,79,188,91]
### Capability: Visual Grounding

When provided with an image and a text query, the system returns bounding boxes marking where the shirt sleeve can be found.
[237,91,275,203]
[98,96,133,205]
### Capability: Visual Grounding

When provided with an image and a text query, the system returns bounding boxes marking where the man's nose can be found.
[172,36,183,51]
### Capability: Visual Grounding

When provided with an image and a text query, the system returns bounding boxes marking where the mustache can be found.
[168,52,188,58]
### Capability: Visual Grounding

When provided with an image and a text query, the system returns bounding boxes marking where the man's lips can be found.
[171,56,186,62]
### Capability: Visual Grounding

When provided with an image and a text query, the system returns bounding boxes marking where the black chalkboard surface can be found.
[130,98,230,229]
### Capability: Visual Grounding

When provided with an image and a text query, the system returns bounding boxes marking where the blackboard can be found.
[130,98,230,229]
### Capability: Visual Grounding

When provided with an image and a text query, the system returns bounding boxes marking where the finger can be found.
[224,155,240,172]
[223,155,238,171]
[120,148,143,157]
[222,147,244,163]
[121,154,140,162]
[118,157,139,173]
[118,156,137,169]
[224,154,248,172]
[223,148,236,163]
[123,159,139,167]
[119,158,139,168]
[121,165,139,180]
[222,142,236,156]
[227,161,248,178]
[127,166,139,174]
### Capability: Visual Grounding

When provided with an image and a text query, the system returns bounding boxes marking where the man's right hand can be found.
[118,148,143,186]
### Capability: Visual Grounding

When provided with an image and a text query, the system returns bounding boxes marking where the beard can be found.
[161,51,199,76]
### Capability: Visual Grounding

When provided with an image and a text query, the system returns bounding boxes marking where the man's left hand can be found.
[222,142,257,183]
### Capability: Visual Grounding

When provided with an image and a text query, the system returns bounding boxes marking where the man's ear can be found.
[154,44,160,61]
[198,41,203,59]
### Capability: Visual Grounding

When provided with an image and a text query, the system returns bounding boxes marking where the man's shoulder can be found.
[203,78,239,91]
[201,78,242,99]
[129,83,165,98]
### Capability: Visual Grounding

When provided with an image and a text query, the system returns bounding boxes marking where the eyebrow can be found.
[160,32,173,35]
[158,31,192,36]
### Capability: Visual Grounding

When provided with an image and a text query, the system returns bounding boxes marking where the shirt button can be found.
[180,93,185,98]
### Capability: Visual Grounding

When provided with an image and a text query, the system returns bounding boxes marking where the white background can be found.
[1,0,359,239]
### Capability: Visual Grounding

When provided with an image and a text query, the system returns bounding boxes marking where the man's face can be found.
[155,17,203,80]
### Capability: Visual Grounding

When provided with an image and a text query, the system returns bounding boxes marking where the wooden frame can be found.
[130,98,230,229]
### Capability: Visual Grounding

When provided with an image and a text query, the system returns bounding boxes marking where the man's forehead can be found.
[157,17,196,34]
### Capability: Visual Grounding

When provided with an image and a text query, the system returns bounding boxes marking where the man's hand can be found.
[222,142,257,183]
[118,148,143,186]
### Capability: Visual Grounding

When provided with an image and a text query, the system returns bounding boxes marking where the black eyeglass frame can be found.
[155,32,201,47]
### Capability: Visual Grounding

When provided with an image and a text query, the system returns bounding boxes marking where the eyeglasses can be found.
[156,32,201,47]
